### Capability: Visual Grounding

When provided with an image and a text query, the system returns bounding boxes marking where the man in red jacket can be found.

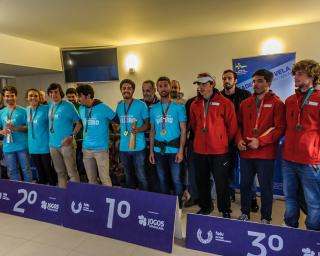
[190,72,237,217]
[282,59,320,231]
[236,69,285,224]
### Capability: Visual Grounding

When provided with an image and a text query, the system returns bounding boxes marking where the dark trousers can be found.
[31,153,57,186]
[144,149,159,192]
[240,158,274,220]
[195,153,231,213]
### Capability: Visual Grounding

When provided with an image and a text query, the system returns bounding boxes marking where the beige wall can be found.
[15,21,320,108]
[0,33,61,71]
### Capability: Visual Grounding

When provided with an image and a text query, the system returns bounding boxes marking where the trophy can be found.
[5,119,13,143]
[128,120,137,150]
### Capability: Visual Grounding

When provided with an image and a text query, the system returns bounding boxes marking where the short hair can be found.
[223,69,237,80]
[171,80,181,88]
[2,85,18,96]
[292,59,320,83]
[47,83,65,98]
[156,76,171,85]
[120,79,135,91]
[25,88,40,99]
[142,80,155,90]
[76,84,95,99]
[252,69,273,83]
[66,87,77,95]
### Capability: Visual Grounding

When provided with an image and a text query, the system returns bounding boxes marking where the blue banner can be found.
[186,214,320,256]
[0,180,66,225]
[63,182,177,253]
[232,53,296,196]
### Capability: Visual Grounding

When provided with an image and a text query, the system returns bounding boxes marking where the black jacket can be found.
[221,87,251,114]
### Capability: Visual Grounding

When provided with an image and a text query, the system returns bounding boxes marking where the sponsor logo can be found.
[234,63,248,75]
[137,214,165,231]
[308,101,319,107]
[156,115,173,125]
[197,229,213,244]
[87,118,100,125]
[71,201,94,214]
[41,200,59,212]
[263,104,272,108]
[0,192,10,201]
[210,102,220,106]
[302,248,315,256]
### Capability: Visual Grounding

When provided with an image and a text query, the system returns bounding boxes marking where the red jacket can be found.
[236,92,285,159]
[282,89,320,164]
[190,91,237,155]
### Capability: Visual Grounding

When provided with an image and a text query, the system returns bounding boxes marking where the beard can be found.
[224,83,234,91]
[160,91,170,98]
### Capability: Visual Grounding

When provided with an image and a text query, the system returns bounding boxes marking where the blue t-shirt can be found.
[79,101,116,151]
[150,101,186,153]
[0,106,27,153]
[48,100,80,148]
[116,99,148,152]
[26,104,50,154]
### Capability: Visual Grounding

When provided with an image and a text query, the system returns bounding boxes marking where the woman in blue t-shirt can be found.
[25,88,57,185]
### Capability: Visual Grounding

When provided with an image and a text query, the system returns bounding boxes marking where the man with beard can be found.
[221,70,259,212]
[149,76,187,208]
[190,73,237,217]
[141,80,159,192]
[0,85,31,182]
[236,69,285,224]
[170,80,186,103]
[282,59,320,231]
[116,79,149,190]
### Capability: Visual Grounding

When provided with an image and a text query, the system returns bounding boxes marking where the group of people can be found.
[0,59,319,231]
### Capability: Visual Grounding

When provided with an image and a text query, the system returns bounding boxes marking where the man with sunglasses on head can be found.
[47,83,81,188]
[190,73,237,217]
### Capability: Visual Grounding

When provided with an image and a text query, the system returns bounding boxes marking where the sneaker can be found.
[223,212,231,218]
[238,213,249,221]
[251,198,259,212]
[261,219,270,225]
[196,208,213,215]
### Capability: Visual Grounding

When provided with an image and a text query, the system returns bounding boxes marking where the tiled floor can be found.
[0,195,306,256]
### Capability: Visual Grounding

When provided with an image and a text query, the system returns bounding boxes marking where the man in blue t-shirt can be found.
[47,83,82,188]
[0,85,31,182]
[76,84,116,186]
[149,76,187,208]
[116,79,149,191]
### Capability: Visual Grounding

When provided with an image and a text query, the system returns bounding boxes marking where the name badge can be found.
[263,104,272,108]
[211,102,220,106]
[308,101,319,107]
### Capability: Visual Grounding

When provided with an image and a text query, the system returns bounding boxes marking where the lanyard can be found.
[202,99,210,131]
[160,99,172,131]
[123,99,134,132]
[84,101,94,134]
[50,102,62,133]
[254,96,265,130]
[7,105,16,121]
[29,106,38,139]
[296,87,314,125]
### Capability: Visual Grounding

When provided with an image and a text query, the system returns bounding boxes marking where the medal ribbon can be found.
[29,106,38,139]
[84,101,94,135]
[7,105,16,121]
[296,87,314,126]
[123,99,134,132]
[254,96,265,131]
[202,99,210,131]
[50,102,62,133]
[160,99,172,131]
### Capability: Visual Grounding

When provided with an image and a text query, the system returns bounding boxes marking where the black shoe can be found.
[196,208,213,215]
[184,197,197,208]
[229,188,236,202]
[222,212,231,218]
[251,198,259,212]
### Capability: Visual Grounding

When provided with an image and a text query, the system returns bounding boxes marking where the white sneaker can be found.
[261,219,270,224]
[238,213,249,221]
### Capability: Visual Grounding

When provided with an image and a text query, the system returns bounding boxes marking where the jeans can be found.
[4,149,31,182]
[240,158,274,220]
[120,150,148,191]
[282,160,320,231]
[154,152,183,208]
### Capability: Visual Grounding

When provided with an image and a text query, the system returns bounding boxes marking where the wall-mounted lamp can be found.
[260,38,284,55]
[125,54,139,74]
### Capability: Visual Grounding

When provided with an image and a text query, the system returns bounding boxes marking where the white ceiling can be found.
[1,0,320,77]
[1,0,320,48]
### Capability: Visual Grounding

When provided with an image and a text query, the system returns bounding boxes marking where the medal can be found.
[123,99,134,138]
[295,123,303,131]
[161,129,167,136]
[202,128,207,133]
[252,128,260,134]
[124,130,129,136]
[160,99,172,137]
